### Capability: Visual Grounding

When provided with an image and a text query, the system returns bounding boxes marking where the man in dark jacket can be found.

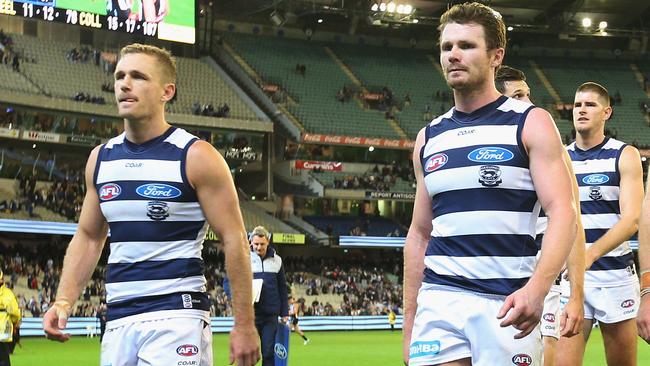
[250,226,289,366]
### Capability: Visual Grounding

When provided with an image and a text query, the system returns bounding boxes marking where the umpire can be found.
[250,226,289,366]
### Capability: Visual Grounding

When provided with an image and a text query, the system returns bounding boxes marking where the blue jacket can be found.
[251,246,289,318]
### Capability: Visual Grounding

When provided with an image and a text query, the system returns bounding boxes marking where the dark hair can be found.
[495,65,526,93]
[439,2,507,50]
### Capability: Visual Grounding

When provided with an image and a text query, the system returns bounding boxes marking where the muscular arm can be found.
[499,108,577,338]
[638,177,650,343]
[585,146,643,268]
[402,128,433,363]
[44,146,109,341]
[186,140,259,365]
[561,151,586,337]
[526,109,577,297]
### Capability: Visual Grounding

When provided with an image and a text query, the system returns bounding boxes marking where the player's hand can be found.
[281,316,290,324]
[559,294,584,337]
[229,323,260,366]
[402,320,412,365]
[42,300,72,342]
[637,295,650,344]
[497,286,544,339]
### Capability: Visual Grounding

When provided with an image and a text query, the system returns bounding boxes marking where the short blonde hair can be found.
[252,226,270,240]
[120,43,177,84]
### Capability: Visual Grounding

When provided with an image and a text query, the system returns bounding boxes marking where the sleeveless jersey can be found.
[420,96,539,296]
[567,137,637,287]
[94,127,210,323]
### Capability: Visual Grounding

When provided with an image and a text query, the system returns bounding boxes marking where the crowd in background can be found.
[1,240,403,319]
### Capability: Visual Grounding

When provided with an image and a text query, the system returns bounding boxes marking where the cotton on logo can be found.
[621,299,635,308]
[424,153,448,172]
[512,354,533,366]
[176,345,198,356]
[99,183,121,201]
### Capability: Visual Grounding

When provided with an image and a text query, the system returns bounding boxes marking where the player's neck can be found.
[124,116,171,145]
[453,85,501,114]
[575,131,606,150]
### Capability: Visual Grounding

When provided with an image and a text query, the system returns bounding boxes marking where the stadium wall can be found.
[20,316,404,337]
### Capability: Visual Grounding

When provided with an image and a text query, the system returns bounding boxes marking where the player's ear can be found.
[161,83,175,102]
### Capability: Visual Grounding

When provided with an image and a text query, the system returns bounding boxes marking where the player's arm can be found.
[278,263,289,318]
[638,177,650,343]
[186,140,260,366]
[498,108,577,338]
[560,151,585,337]
[584,146,643,268]
[402,127,433,364]
[43,146,109,342]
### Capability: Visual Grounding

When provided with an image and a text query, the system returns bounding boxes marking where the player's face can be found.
[440,22,502,91]
[251,235,269,258]
[573,90,612,134]
[503,80,531,103]
[114,53,168,120]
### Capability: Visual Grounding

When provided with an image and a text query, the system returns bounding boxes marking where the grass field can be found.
[9,329,650,365]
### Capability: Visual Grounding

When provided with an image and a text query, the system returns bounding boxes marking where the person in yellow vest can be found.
[0,269,21,366]
[388,308,396,332]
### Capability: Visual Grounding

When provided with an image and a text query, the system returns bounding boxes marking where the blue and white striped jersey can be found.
[567,137,637,287]
[420,96,539,296]
[94,127,210,324]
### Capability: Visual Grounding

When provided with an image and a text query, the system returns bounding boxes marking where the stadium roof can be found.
[213,0,650,39]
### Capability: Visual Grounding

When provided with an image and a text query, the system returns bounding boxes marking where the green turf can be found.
[9,329,650,365]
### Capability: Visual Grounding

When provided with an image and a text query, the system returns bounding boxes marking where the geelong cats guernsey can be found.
[94,127,210,323]
[420,96,540,296]
[567,137,637,287]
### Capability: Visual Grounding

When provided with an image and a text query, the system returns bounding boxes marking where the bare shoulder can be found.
[186,139,229,188]
[521,107,561,147]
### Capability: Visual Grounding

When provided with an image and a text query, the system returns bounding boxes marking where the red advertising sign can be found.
[295,160,343,171]
[302,133,415,150]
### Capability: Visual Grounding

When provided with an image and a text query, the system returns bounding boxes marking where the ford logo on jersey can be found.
[467,147,514,163]
[582,173,610,185]
[136,183,182,199]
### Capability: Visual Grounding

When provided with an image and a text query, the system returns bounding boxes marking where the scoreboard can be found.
[0,0,196,44]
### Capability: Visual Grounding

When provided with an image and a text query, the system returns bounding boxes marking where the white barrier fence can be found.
[20,315,404,337]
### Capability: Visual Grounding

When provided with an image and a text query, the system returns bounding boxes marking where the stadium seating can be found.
[330,43,450,138]
[303,215,403,237]
[223,32,402,139]
[533,56,650,143]
[6,33,261,120]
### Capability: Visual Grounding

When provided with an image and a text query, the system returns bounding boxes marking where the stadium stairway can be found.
[528,60,563,104]
[631,63,650,99]
[322,46,408,140]
[220,39,306,134]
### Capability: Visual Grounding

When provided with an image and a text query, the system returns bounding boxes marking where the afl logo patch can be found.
[512,354,533,366]
[543,313,556,323]
[478,165,502,187]
[176,344,198,356]
[621,299,635,308]
[99,183,121,201]
[582,173,609,185]
[424,153,448,172]
[468,147,514,163]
